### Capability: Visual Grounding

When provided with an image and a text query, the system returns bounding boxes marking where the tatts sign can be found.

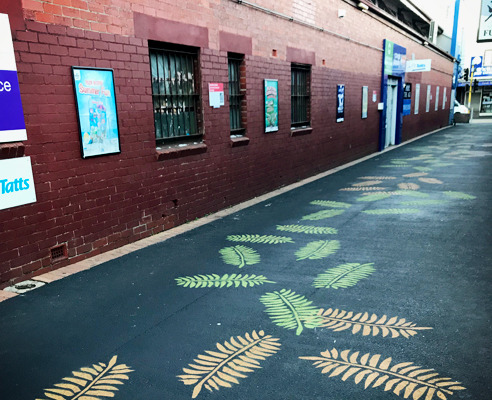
[0,14,27,142]
[478,0,492,42]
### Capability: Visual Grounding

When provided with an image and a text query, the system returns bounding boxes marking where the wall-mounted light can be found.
[357,2,369,11]
[423,41,429,46]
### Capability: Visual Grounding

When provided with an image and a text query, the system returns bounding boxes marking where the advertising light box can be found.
[0,157,36,210]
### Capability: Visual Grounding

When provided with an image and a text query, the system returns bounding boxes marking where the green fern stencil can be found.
[399,200,449,206]
[277,225,338,235]
[413,166,433,172]
[176,274,275,288]
[443,191,476,200]
[295,240,340,261]
[260,289,322,335]
[302,210,345,220]
[362,209,420,215]
[380,165,409,168]
[431,162,454,167]
[226,235,294,244]
[356,193,392,202]
[310,200,352,208]
[313,263,375,289]
[219,245,261,268]
[394,191,430,198]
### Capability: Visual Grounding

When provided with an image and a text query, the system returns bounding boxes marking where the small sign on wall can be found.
[264,79,279,133]
[0,157,36,211]
[337,84,345,123]
[362,86,368,119]
[0,14,27,143]
[403,83,412,116]
[372,90,377,103]
[209,83,224,108]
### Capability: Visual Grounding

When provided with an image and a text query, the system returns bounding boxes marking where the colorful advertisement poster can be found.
[403,83,412,116]
[72,67,121,158]
[336,84,345,123]
[362,86,368,119]
[0,14,27,143]
[209,83,224,108]
[264,79,278,132]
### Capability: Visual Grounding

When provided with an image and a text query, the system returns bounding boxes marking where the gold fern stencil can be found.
[37,356,133,400]
[318,308,432,338]
[352,180,383,187]
[178,330,281,398]
[300,348,465,400]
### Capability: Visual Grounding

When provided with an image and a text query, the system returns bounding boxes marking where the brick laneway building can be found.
[0,0,455,287]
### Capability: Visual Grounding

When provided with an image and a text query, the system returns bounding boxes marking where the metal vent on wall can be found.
[51,244,67,262]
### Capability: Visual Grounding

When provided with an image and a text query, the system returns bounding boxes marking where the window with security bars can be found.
[149,44,200,143]
[291,63,311,128]
[228,54,246,134]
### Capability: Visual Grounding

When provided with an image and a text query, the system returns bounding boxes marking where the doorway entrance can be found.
[385,77,398,148]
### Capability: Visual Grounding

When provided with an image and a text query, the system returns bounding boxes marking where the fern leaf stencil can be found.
[178,330,280,398]
[226,235,294,244]
[399,200,449,206]
[362,209,419,215]
[300,348,465,399]
[352,180,383,187]
[418,177,443,184]
[301,210,345,220]
[397,183,420,190]
[403,172,428,178]
[176,274,275,288]
[276,225,338,235]
[219,245,260,268]
[295,240,340,261]
[394,191,430,198]
[310,200,352,208]
[313,263,375,289]
[260,289,322,335]
[37,356,133,400]
[356,193,392,202]
[317,308,432,338]
[443,191,476,200]
[340,187,387,191]
[413,166,433,172]
[358,176,396,180]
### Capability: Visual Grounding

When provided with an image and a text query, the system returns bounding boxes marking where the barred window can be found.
[149,43,200,143]
[291,63,311,128]
[228,54,246,134]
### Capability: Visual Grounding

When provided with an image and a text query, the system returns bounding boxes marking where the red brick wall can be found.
[0,0,454,287]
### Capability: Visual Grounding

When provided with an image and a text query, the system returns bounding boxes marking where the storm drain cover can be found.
[4,280,46,294]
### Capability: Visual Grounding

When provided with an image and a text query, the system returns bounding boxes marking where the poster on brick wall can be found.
[403,83,412,116]
[0,157,36,210]
[362,86,368,119]
[336,84,345,123]
[264,79,278,133]
[72,67,121,158]
[0,14,27,143]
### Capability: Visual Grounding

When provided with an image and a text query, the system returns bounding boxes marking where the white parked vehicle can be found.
[454,100,470,115]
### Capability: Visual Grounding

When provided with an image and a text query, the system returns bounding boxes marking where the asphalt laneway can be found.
[0,124,491,400]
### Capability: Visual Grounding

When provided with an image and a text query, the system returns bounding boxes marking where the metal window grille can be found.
[150,47,200,142]
[291,64,311,127]
[228,56,244,133]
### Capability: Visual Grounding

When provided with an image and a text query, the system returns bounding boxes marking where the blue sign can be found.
[0,70,25,132]
[336,84,345,122]
[72,67,121,158]
[403,83,412,116]
[471,56,492,77]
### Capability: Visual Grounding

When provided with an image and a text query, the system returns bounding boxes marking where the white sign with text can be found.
[0,156,36,210]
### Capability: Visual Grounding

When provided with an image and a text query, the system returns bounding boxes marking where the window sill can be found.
[0,142,25,159]
[290,127,313,137]
[156,142,208,161]
[230,136,250,147]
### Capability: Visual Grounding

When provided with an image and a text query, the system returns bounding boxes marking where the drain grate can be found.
[50,244,67,262]
[4,279,46,294]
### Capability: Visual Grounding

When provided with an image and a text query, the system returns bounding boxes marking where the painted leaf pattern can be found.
[340,187,387,191]
[418,178,443,184]
[226,235,294,244]
[219,245,260,268]
[403,172,428,178]
[399,200,448,206]
[300,348,465,399]
[313,263,375,289]
[380,165,409,168]
[260,289,322,335]
[362,209,420,215]
[397,183,420,190]
[309,200,352,208]
[443,191,476,200]
[358,176,397,180]
[176,274,275,288]
[37,356,133,400]
[394,191,430,198]
[301,210,345,220]
[318,308,432,338]
[356,193,392,202]
[276,225,338,235]
[413,166,433,172]
[177,330,281,398]
[295,240,340,261]
[352,180,383,187]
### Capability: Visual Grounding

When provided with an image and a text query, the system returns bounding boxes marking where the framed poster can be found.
[426,85,431,113]
[72,67,121,158]
[403,83,412,116]
[264,79,279,133]
[337,84,345,122]
[435,86,440,111]
[362,86,368,119]
[415,83,420,114]
[477,0,492,42]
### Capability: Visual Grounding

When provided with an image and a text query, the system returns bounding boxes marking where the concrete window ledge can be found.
[290,127,313,137]
[230,136,250,147]
[0,142,25,159]
[156,143,208,161]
